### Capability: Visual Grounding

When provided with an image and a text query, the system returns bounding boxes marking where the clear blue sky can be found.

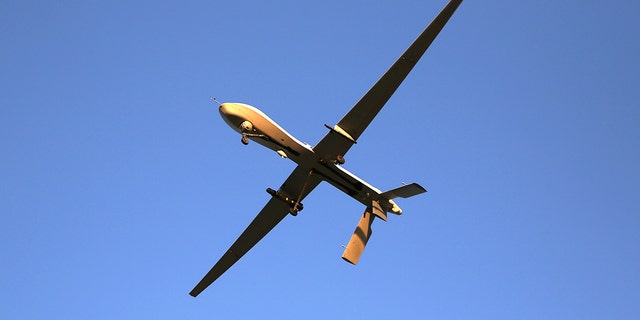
[2,0,639,318]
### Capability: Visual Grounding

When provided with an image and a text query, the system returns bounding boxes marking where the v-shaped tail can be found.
[341,183,426,264]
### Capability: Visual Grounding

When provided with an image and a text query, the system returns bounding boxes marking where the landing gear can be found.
[289,204,303,216]
[336,155,345,165]
[290,170,314,216]
[240,120,252,145]
[266,187,304,216]
[266,170,314,217]
[240,132,269,145]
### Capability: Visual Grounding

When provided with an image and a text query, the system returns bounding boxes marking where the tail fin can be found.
[380,183,427,215]
[341,183,426,265]
[381,183,427,199]
[342,207,376,265]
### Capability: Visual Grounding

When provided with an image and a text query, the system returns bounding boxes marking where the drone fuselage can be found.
[219,102,399,213]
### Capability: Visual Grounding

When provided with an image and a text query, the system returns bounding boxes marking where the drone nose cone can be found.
[219,102,231,114]
[219,103,234,121]
[219,103,244,131]
[219,103,240,120]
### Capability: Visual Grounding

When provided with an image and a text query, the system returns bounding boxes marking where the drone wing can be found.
[314,0,463,158]
[189,165,322,297]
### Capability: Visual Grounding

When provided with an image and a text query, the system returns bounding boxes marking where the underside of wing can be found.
[314,0,463,159]
[189,165,322,297]
[189,197,290,297]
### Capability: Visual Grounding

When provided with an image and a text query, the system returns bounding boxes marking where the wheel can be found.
[241,136,249,145]
[336,155,345,165]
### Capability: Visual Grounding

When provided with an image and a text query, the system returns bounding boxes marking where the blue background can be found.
[2,0,639,318]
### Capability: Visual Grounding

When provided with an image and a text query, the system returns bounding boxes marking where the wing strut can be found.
[291,170,315,216]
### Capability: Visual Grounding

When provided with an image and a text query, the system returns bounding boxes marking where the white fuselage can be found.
[219,103,314,162]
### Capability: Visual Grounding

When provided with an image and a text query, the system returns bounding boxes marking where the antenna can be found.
[210,97,222,106]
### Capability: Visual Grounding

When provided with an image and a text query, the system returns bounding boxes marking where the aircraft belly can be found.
[311,161,380,207]
[250,119,314,162]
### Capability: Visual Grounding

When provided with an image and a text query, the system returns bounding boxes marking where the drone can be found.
[191,0,463,297]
